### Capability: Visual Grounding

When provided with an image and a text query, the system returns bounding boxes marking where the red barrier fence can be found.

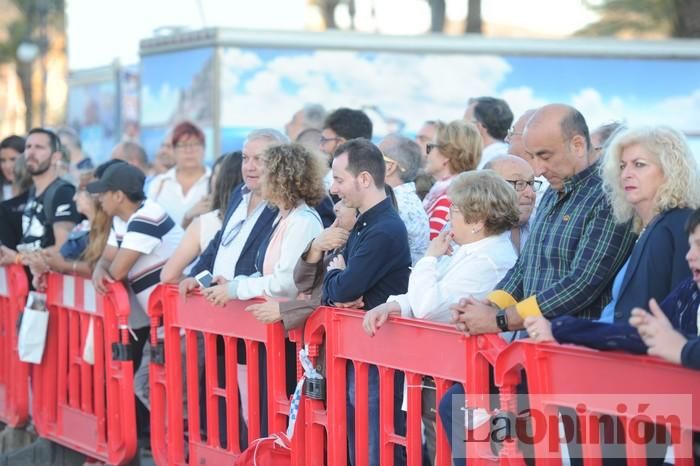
[147,284,303,466]
[0,265,30,427]
[301,307,511,466]
[495,340,700,466]
[3,273,700,465]
[31,272,138,465]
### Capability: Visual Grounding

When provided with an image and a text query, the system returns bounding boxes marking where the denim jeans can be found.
[346,363,406,466]
[438,384,466,466]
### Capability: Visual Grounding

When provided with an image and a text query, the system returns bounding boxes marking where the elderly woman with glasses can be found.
[363,170,519,466]
[422,120,482,240]
[524,126,700,353]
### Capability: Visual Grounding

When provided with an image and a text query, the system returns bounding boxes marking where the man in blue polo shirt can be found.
[323,138,411,466]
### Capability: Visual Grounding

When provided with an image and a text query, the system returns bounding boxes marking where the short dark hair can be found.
[125,190,146,203]
[471,97,513,141]
[324,108,373,140]
[120,141,149,168]
[685,208,700,236]
[560,108,591,152]
[334,138,385,188]
[27,127,61,153]
[0,135,26,154]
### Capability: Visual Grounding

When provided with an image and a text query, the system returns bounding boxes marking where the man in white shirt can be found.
[379,134,430,265]
[464,96,513,169]
[89,162,183,447]
[484,154,539,254]
[179,129,288,293]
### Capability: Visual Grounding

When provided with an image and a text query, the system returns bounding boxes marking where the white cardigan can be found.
[235,203,323,300]
[388,232,517,323]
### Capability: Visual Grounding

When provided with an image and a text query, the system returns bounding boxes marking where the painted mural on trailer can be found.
[140,46,700,158]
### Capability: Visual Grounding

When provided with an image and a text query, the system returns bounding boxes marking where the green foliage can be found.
[576,0,674,36]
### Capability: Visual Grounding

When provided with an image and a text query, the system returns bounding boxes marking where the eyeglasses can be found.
[221,218,245,247]
[382,154,406,172]
[174,142,203,151]
[506,127,523,141]
[426,143,443,154]
[505,179,543,192]
[319,136,342,146]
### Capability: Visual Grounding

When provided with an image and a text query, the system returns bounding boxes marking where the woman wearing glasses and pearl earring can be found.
[362,170,519,465]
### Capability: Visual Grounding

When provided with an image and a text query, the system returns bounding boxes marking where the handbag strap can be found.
[285,346,322,439]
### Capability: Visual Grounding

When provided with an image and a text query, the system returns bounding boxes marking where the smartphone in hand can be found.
[194,270,214,288]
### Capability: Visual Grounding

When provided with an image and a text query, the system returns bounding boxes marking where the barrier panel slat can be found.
[301,306,509,466]
[0,265,30,427]
[32,272,137,465]
[147,284,301,466]
[495,340,700,465]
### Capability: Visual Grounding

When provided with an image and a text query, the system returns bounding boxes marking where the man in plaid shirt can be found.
[439,104,636,466]
[453,103,635,334]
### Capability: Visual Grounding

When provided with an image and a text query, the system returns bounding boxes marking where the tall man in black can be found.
[323,138,411,466]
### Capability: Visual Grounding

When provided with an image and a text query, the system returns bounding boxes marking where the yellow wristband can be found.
[487,290,518,310]
[515,295,543,319]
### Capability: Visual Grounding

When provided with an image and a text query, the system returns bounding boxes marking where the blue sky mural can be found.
[140,45,700,155]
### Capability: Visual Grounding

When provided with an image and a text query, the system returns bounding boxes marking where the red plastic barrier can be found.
[0,265,30,427]
[301,306,509,466]
[495,340,700,465]
[147,284,303,466]
[32,272,138,465]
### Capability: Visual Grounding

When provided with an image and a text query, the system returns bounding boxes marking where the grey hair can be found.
[245,128,289,146]
[300,103,326,130]
[381,134,422,183]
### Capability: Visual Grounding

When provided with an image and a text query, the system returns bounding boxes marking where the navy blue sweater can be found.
[322,197,411,310]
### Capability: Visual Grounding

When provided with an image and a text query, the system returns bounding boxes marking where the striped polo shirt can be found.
[108,199,183,324]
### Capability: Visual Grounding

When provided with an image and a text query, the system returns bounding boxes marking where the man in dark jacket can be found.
[322,138,411,466]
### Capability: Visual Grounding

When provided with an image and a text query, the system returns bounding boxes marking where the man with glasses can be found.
[379,134,430,265]
[319,108,373,190]
[506,108,550,208]
[463,96,513,169]
[484,154,540,253]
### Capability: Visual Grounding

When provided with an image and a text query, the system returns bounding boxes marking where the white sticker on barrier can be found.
[0,268,7,296]
[84,281,96,313]
[63,275,75,308]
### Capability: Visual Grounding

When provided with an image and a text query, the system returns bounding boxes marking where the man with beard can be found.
[0,128,81,266]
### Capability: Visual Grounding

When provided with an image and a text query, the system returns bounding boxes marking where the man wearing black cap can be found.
[88,162,183,450]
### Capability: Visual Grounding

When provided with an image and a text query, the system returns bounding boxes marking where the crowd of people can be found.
[1,97,699,466]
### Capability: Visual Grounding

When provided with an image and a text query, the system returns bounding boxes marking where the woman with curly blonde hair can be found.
[422,120,482,239]
[525,125,700,357]
[203,143,325,305]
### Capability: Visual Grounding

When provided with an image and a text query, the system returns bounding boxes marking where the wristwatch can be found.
[496,308,509,332]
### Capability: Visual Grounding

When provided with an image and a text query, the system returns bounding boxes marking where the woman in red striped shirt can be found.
[422,120,482,239]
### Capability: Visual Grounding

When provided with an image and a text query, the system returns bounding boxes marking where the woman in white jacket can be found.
[363,170,520,329]
[362,169,520,465]
[202,143,326,305]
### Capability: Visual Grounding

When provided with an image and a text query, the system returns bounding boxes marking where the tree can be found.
[465,0,482,34]
[0,0,65,131]
[577,0,700,38]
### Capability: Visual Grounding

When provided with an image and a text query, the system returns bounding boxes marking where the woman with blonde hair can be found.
[422,120,482,239]
[203,143,325,304]
[525,125,700,354]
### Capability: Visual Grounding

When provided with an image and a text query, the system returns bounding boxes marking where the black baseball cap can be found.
[86,162,145,195]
